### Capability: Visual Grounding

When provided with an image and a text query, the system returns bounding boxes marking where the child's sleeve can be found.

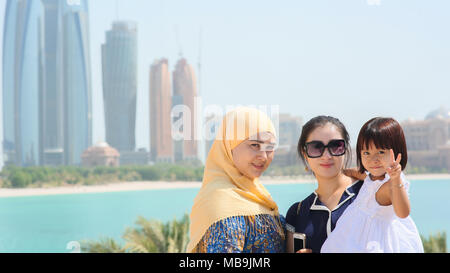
[400,172,411,196]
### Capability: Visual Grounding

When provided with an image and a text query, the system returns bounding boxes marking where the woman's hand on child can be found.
[343,168,366,181]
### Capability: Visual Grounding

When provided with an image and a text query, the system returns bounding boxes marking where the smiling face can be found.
[303,123,347,180]
[231,132,276,180]
[361,141,391,178]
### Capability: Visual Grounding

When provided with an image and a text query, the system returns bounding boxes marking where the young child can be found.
[321,117,424,253]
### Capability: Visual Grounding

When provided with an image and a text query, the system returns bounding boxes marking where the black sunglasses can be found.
[304,139,346,158]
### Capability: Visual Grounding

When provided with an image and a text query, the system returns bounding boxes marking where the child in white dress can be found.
[321,117,423,253]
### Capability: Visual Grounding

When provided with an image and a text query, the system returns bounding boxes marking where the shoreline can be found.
[0,173,448,198]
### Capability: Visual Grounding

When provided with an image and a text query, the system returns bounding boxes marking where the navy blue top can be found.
[285,180,364,253]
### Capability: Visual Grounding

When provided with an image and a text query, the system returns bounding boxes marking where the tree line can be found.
[0,163,204,188]
[0,163,447,188]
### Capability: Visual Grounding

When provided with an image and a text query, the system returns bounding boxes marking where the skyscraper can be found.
[102,21,137,152]
[2,0,43,166]
[150,59,173,162]
[61,0,93,165]
[41,0,64,165]
[2,0,93,167]
[172,58,198,162]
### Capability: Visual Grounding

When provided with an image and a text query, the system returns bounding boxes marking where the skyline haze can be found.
[1,0,449,162]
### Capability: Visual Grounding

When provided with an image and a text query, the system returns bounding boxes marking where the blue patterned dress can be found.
[192,214,286,253]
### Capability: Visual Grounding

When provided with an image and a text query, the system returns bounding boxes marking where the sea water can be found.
[0,179,447,253]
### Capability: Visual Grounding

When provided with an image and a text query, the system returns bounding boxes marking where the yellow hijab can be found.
[187,107,281,252]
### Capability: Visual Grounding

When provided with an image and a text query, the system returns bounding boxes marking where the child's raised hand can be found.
[384,149,402,182]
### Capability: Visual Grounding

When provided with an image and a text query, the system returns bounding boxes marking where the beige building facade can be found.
[401,107,450,171]
[149,59,174,163]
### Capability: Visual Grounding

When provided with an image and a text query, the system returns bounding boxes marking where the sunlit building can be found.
[150,59,174,163]
[172,58,199,162]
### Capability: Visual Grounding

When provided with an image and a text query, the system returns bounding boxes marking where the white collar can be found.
[310,180,360,213]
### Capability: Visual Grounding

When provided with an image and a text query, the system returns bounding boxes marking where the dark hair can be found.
[356,117,408,173]
[297,116,351,168]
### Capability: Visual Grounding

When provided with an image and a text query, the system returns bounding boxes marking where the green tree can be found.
[421,231,447,253]
[81,237,126,253]
[82,213,190,253]
[137,167,162,181]
[9,170,32,188]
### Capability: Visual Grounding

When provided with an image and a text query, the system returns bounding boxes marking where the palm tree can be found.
[421,231,447,253]
[82,213,190,253]
[81,237,126,253]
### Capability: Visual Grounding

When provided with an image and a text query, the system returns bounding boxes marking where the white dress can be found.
[321,172,424,253]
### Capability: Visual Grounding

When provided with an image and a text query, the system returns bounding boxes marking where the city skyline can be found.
[1,0,449,167]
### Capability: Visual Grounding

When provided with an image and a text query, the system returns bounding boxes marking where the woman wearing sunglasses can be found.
[285,116,364,253]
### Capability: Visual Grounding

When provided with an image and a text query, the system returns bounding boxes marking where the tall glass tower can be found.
[41,0,64,165]
[62,0,92,165]
[102,21,137,152]
[2,0,43,166]
[2,0,92,167]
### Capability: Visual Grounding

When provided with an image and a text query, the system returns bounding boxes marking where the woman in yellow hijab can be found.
[187,107,285,253]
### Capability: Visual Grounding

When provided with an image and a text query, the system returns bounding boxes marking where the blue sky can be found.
[1,0,449,152]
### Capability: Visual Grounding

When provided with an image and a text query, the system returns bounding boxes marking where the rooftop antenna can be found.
[197,27,202,97]
[197,27,205,163]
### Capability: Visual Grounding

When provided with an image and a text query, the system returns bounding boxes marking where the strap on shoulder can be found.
[296,201,302,215]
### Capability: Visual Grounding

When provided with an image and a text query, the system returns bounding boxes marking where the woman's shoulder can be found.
[348,179,364,194]
[210,214,279,228]
[286,192,316,218]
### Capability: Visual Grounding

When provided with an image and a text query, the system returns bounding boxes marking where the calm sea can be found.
[0,179,448,253]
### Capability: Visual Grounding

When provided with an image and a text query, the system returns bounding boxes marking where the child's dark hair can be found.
[297,116,351,168]
[356,117,408,173]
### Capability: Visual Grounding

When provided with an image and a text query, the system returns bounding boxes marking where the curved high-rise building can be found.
[173,58,198,161]
[150,59,173,162]
[102,21,137,152]
[61,0,92,165]
[2,0,92,167]
[2,0,43,166]
[41,0,64,165]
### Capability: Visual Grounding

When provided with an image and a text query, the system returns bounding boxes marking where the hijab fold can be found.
[187,107,281,252]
